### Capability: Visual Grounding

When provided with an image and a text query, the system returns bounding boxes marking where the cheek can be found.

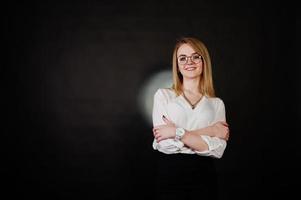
[196,64,203,73]
[178,65,185,73]
[199,65,203,72]
[197,63,203,69]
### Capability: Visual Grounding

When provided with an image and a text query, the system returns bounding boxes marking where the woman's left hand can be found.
[153,116,176,142]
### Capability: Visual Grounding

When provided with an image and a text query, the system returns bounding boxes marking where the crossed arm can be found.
[153,115,230,152]
[152,90,230,158]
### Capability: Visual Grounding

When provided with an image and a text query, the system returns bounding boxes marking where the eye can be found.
[178,56,187,62]
[192,54,201,60]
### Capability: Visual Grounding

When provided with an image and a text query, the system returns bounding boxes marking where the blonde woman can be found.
[152,37,230,200]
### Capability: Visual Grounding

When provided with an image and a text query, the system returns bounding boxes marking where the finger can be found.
[153,129,160,136]
[153,130,157,136]
[152,128,156,135]
[221,121,229,127]
[154,125,166,129]
[153,127,157,133]
[224,133,228,141]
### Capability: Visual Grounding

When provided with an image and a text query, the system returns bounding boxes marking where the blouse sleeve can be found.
[194,98,227,158]
[152,89,184,154]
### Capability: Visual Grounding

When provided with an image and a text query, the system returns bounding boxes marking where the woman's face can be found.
[177,43,203,79]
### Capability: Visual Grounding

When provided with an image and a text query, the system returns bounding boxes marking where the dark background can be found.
[4,1,297,200]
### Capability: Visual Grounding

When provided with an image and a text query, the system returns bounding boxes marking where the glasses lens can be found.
[178,56,187,64]
[192,55,202,63]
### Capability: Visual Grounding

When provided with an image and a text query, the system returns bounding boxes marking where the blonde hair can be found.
[171,37,215,97]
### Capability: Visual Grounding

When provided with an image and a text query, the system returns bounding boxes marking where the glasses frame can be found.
[177,53,203,65]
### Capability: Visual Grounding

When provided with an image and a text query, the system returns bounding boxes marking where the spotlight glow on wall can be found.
[138,70,173,126]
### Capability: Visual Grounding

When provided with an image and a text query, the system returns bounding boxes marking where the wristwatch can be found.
[175,127,185,141]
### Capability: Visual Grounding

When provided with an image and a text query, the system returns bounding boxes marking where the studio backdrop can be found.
[4,1,297,199]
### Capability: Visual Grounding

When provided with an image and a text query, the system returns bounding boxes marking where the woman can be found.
[152,37,230,200]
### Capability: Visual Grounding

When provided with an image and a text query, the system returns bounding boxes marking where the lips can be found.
[185,67,197,71]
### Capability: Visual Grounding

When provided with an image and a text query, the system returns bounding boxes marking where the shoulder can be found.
[206,96,225,109]
[154,88,176,102]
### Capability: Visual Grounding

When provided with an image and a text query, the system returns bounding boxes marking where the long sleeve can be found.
[152,89,184,153]
[194,98,227,158]
[151,90,229,158]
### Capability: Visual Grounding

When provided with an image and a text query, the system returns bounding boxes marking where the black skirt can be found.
[154,151,218,200]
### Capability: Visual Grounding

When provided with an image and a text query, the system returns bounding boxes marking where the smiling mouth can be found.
[185,67,197,71]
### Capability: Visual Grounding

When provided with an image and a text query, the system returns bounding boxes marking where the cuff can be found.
[153,139,184,154]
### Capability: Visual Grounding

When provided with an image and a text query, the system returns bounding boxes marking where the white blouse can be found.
[152,88,227,158]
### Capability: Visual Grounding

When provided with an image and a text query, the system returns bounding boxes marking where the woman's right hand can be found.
[210,121,230,141]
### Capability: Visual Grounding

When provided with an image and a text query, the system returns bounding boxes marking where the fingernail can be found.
[162,115,166,119]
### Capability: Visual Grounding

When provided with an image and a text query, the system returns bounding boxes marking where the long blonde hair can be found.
[172,37,215,97]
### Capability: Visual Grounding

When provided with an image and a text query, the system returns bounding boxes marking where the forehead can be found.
[177,43,196,56]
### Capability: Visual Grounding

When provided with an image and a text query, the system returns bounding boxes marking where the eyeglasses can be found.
[177,54,203,65]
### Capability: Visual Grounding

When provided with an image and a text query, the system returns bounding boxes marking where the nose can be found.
[187,57,194,65]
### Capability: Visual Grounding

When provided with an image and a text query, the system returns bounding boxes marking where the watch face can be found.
[176,128,185,138]
[179,128,184,135]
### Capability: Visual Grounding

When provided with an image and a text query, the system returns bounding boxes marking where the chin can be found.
[182,72,202,79]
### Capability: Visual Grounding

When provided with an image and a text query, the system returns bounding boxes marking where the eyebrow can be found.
[178,52,198,57]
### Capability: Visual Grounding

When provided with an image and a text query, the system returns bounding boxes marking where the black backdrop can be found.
[4,1,297,200]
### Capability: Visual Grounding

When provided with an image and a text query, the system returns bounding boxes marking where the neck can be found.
[182,77,200,95]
